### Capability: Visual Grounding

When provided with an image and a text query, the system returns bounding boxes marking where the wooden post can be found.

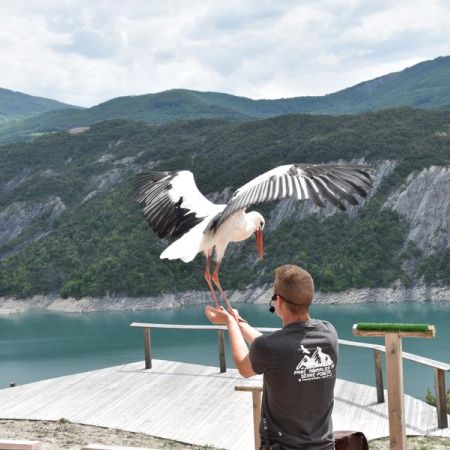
[373,349,385,403]
[143,328,152,369]
[252,391,262,450]
[385,333,406,450]
[235,385,263,450]
[434,368,448,429]
[353,323,436,450]
[217,329,226,373]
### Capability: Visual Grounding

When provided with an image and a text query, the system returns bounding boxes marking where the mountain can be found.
[192,55,450,115]
[0,87,80,122]
[0,90,250,144]
[0,108,448,300]
[1,56,450,144]
[300,55,450,114]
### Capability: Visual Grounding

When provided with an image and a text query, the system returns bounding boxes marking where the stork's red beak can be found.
[255,229,264,260]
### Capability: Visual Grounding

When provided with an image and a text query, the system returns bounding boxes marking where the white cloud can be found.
[0,0,449,106]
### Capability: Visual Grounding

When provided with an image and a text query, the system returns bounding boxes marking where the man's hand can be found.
[205,305,246,325]
[204,305,233,325]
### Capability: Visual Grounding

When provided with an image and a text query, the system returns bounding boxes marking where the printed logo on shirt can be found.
[293,346,335,382]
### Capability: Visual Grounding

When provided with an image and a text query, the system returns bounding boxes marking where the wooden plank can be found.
[217,329,226,373]
[385,333,406,450]
[402,352,450,371]
[434,368,448,429]
[131,323,227,330]
[143,328,152,370]
[252,391,261,450]
[344,380,363,430]
[0,440,41,450]
[405,393,417,436]
[374,349,385,403]
[339,338,385,351]
[235,385,263,392]
[356,383,377,434]
[354,327,435,339]
[341,339,449,371]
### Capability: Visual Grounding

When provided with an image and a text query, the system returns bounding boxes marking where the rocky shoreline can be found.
[0,284,449,315]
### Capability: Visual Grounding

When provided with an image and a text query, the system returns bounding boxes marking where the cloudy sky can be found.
[1,0,450,107]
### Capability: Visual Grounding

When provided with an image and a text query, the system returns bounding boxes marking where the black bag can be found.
[333,431,369,450]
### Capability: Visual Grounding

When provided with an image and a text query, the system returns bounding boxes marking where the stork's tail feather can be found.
[160,245,197,263]
[160,227,204,263]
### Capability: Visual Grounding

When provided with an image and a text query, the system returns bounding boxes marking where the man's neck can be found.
[282,312,310,327]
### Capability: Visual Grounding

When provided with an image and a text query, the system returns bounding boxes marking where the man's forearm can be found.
[227,318,256,378]
[238,321,262,345]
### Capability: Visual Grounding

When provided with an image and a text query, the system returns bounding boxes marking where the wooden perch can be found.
[352,322,437,450]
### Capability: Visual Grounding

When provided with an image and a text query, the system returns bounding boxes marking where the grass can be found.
[356,323,432,332]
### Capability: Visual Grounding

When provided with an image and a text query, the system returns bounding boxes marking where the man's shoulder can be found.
[277,319,337,333]
[311,319,338,341]
[276,319,338,342]
[313,319,338,333]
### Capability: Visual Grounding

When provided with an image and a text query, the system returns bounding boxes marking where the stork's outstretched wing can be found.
[214,164,374,228]
[133,171,223,238]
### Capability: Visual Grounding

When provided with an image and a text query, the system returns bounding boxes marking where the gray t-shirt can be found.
[249,319,338,450]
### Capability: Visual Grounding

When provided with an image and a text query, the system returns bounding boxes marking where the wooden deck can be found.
[0,360,448,450]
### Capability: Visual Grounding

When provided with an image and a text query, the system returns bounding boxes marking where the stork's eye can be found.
[260,221,265,230]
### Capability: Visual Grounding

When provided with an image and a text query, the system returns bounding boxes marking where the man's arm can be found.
[205,306,256,378]
[237,321,262,345]
[227,316,257,378]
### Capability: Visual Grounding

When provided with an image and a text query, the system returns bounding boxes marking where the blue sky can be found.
[1,0,450,107]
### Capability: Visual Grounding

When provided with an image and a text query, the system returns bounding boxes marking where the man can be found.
[205,264,338,450]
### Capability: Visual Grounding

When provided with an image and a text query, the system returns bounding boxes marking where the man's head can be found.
[273,264,314,315]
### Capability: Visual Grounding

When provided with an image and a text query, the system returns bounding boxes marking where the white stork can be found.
[133,164,373,310]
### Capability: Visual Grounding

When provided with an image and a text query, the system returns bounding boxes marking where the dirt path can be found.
[0,419,217,449]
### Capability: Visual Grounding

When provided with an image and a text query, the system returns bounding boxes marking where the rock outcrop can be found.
[384,166,449,257]
[0,196,65,255]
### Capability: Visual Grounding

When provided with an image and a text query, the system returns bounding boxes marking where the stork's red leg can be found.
[211,261,236,317]
[204,251,220,308]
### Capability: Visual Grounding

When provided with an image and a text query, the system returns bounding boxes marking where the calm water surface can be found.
[0,302,449,401]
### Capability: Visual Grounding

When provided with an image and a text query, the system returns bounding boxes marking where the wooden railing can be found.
[130,323,228,373]
[130,322,450,428]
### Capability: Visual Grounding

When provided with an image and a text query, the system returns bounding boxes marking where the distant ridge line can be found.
[1,55,450,144]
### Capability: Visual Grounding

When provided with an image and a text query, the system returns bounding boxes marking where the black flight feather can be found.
[133,171,206,239]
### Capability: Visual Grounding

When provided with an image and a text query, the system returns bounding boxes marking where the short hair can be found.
[273,265,314,313]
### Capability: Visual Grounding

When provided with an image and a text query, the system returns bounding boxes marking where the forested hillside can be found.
[0,87,79,122]
[1,56,450,144]
[0,108,448,299]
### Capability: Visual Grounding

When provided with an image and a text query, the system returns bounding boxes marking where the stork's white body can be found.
[160,210,260,263]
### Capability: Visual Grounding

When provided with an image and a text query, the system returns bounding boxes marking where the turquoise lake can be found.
[0,302,449,401]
